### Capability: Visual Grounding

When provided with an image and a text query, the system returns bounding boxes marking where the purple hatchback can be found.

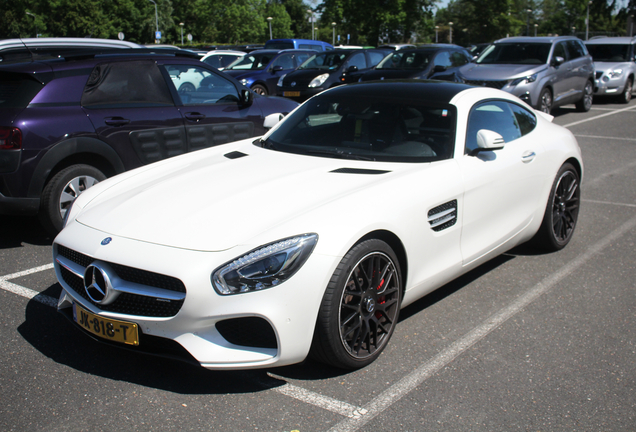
[0,48,298,234]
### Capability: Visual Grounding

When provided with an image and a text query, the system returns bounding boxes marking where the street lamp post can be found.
[332,22,336,46]
[586,1,592,40]
[267,17,273,40]
[534,23,538,37]
[148,0,159,42]
[307,9,314,40]
[526,9,532,36]
[180,23,184,45]
[448,22,453,44]
[435,26,439,43]
[26,12,37,38]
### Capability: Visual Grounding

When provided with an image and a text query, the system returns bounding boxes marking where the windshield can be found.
[226,53,274,70]
[586,44,630,62]
[376,51,434,70]
[298,52,348,70]
[477,43,551,65]
[259,94,455,162]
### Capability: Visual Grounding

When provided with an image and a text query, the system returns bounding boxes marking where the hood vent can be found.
[428,200,457,232]
[330,168,390,175]
[224,151,248,159]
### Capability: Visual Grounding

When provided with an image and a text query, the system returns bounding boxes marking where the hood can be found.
[458,63,547,80]
[283,69,333,87]
[76,140,400,252]
[362,69,427,81]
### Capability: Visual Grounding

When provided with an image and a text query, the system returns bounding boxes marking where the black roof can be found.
[317,80,473,104]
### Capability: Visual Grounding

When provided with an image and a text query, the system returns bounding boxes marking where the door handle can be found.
[104,117,130,126]
[185,112,206,121]
[521,150,536,163]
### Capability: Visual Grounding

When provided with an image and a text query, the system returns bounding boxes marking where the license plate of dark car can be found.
[284,91,300,97]
[73,303,139,345]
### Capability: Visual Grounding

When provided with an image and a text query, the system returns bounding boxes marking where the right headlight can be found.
[211,233,318,295]
[277,74,287,87]
[309,73,329,88]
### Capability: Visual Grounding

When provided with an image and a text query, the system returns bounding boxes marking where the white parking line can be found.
[329,214,636,432]
[563,104,636,128]
[583,199,636,208]
[574,134,636,142]
[0,263,57,307]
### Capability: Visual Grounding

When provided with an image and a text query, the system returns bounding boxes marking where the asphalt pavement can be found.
[1,98,635,431]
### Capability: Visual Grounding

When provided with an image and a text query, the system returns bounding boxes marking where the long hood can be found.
[362,69,426,81]
[76,140,399,252]
[459,63,547,80]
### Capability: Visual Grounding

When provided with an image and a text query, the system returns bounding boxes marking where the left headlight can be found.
[309,73,329,88]
[608,69,624,78]
[212,233,318,295]
[511,73,537,86]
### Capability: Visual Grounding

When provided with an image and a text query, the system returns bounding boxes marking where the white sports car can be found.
[53,81,582,370]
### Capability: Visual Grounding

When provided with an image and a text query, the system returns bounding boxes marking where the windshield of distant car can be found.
[586,44,630,62]
[477,43,551,65]
[298,52,348,70]
[259,93,456,162]
[375,51,434,70]
[225,53,274,70]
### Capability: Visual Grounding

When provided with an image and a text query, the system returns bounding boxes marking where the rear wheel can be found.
[310,239,402,369]
[251,84,268,96]
[575,80,593,112]
[178,82,195,92]
[532,163,580,251]
[39,164,105,236]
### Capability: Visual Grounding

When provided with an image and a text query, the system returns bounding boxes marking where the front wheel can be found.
[310,239,402,369]
[531,163,580,251]
[575,80,593,112]
[618,78,632,104]
[538,88,553,114]
[251,84,268,96]
[39,164,106,236]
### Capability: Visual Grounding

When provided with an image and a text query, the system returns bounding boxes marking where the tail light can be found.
[0,127,22,150]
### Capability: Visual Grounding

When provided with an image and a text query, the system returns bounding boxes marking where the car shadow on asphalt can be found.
[0,215,52,249]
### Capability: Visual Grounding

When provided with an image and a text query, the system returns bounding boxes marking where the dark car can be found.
[0,47,298,234]
[276,49,392,101]
[360,45,471,83]
[223,49,315,96]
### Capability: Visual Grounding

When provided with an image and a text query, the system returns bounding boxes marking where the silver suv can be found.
[458,36,594,113]
[585,36,635,103]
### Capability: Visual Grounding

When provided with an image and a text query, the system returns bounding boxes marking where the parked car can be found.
[585,36,636,103]
[0,48,298,235]
[377,43,417,50]
[264,38,334,51]
[200,50,246,70]
[359,45,471,82]
[223,49,314,95]
[0,37,143,62]
[458,36,594,113]
[53,80,582,371]
[276,49,392,101]
[468,42,491,59]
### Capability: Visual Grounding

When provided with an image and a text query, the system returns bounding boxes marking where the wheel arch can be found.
[357,229,408,293]
[28,137,125,198]
[565,156,583,182]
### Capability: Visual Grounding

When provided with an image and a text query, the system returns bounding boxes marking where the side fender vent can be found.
[330,168,390,175]
[224,151,248,159]
[428,200,457,232]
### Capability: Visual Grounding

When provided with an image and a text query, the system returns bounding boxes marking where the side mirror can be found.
[552,56,565,66]
[263,113,285,129]
[347,65,359,73]
[469,129,505,156]
[240,88,253,106]
[433,65,448,73]
[272,65,283,72]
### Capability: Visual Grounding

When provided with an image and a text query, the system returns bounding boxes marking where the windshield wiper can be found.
[305,149,375,161]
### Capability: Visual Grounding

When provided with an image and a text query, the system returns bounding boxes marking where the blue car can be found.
[223,49,315,96]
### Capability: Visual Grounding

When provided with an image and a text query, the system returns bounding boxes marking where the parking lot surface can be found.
[1,99,635,431]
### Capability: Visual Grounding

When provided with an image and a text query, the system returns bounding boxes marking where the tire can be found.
[310,239,402,369]
[251,84,268,96]
[538,88,552,114]
[532,163,580,252]
[575,80,593,112]
[618,78,633,104]
[39,164,106,236]
[178,82,196,92]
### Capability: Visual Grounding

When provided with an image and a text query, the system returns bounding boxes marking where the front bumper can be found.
[53,222,335,370]
[276,86,323,101]
[593,74,627,96]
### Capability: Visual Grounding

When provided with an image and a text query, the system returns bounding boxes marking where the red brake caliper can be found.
[376,278,385,318]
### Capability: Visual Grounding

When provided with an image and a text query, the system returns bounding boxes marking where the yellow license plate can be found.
[73,303,139,346]
[284,91,300,97]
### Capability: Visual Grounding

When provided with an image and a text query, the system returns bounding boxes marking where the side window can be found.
[296,53,311,65]
[553,42,567,61]
[465,101,522,154]
[82,60,174,108]
[347,52,367,70]
[433,51,452,68]
[450,51,469,67]
[509,103,537,136]
[272,54,295,69]
[566,40,585,60]
[367,51,388,66]
[163,65,239,106]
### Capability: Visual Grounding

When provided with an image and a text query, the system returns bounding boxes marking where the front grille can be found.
[216,317,278,349]
[56,244,186,317]
[464,79,509,90]
[595,71,603,79]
